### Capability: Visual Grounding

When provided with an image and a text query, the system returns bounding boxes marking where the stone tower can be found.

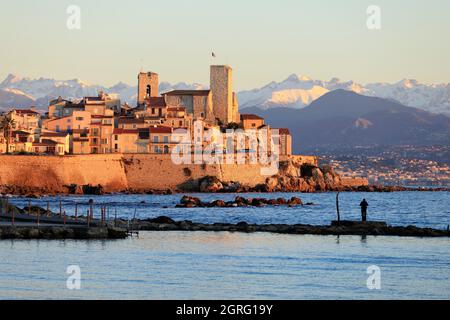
[210,65,239,125]
[138,72,159,105]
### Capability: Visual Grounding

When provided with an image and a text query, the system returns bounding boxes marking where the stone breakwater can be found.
[0,225,127,240]
[0,154,442,196]
[122,216,450,238]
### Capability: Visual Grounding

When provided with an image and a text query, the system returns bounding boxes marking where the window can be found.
[114,135,118,140]
[55,125,60,132]
[179,120,183,126]
[76,117,84,121]
[101,139,108,144]
[153,136,159,143]
[163,136,169,143]
[115,144,118,150]
[152,108,155,115]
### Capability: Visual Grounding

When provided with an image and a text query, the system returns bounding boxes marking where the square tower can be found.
[210,65,238,125]
[138,72,159,105]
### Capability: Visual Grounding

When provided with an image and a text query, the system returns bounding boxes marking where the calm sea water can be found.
[1,192,450,300]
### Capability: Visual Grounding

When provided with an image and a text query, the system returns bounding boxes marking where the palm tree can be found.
[0,114,16,154]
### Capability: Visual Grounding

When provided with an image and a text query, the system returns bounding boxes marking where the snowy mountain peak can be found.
[398,79,419,88]
[285,74,312,83]
[1,73,450,116]
[1,74,22,86]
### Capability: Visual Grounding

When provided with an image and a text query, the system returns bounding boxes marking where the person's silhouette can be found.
[360,199,369,222]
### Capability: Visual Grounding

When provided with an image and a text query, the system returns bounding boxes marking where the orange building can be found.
[240,114,265,130]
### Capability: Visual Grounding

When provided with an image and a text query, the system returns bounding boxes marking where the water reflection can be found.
[0,232,449,299]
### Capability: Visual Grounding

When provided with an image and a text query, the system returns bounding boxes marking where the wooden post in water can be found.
[87,209,90,228]
[37,208,40,228]
[336,192,341,225]
[46,202,50,217]
[28,200,31,216]
[75,203,78,221]
[59,198,62,217]
[63,210,66,225]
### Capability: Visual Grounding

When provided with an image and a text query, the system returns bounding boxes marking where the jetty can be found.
[0,199,128,240]
[125,216,450,238]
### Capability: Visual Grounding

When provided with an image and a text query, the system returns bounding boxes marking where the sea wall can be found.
[0,154,279,194]
[0,154,371,195]
[0,154,128,193]
[122,154,269,191]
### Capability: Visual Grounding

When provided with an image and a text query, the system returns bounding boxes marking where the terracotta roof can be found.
[275,128,291,135]
[149,126,172,134]
[144,97,166,107]
[91,115,114,118]
[163,90,210,97]
[118,117,145,124]
[113,129,139,135]
[41,132,69,137]
[241,114,264,120]
[33,139,59,146]
[13,109,40,115]
[71,129,89,134]
[167,106,186,112]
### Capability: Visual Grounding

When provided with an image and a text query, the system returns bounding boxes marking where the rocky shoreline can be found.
[1,159,448,197]
[0,183,447,198]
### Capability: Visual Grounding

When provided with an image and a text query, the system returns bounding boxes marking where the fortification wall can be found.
[0,154,128,193]
[122,154,268,191]
[0,154,277,193]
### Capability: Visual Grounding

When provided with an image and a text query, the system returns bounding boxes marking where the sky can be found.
[0,0,449,90]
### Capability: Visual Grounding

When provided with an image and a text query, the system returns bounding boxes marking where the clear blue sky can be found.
[1,0,449,89]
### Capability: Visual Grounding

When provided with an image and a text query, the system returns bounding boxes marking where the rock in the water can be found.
[199,176,224,193]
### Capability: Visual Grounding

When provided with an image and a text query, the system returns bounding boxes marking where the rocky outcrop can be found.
[176,195,306,208]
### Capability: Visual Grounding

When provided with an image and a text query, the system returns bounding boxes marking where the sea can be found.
[0,191,449,300]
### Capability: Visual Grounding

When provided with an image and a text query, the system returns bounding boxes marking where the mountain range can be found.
[1,74,449,155]
[244,90,450,153]
[0,74,205,112]
[1,73,450,116]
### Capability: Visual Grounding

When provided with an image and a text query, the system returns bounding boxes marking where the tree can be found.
[0,114,16,154]
[226,122,241,130]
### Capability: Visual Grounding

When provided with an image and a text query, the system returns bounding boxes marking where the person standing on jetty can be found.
[360,199,369,222]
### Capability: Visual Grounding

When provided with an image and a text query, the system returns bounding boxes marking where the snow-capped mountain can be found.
[238,74,450,116]
[1,73,449,116]
[0,74,206,111]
